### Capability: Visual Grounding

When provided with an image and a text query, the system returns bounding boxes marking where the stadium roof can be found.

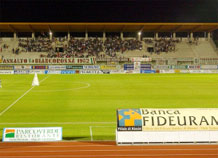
[0,23,218,33]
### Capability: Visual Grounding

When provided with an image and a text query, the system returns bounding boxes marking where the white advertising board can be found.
[45,70,61,74]
[189,70,204,73]
[80,70,103,74]
[83,65,100,69]
[154,65,170,69]
[180,70,190,73]
[0,70,14,74]
[201,70,218,74]
[14,70,30,74]
[131,57,152,62]
[29,70,45,74]
[201,65,217,70]
[116,108,218,145]
[3,127,62,142]
[210,70,218,73]
[134,62,141,72]
[49,65,66,70]
[116,131,218,145]
[160,70,175,73]
[110,70,125,74]
[117,108,218,132]
[1,58,96,64]
[14,65,32,70]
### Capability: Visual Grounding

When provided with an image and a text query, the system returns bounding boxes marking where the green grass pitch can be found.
[0,74,218,141]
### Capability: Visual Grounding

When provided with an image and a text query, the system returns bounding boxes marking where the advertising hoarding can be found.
[61,70,76,74]
[0,70,14,74]
[14,65,32,70]
[117,108,218,132]
[3,127,62,142]
[0,65,14,70]
[124,64,134,70]
[66,65,83,69]
[1,58,96,65]
[14,70,30,74]
[48,65,66,70]
[83,65,100,69]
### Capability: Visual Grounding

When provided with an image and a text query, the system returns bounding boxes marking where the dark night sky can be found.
[0,0,217,22]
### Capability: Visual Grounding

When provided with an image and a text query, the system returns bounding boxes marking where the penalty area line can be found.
[0,76,49,116]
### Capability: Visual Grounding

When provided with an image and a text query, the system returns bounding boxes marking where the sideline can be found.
[32,82,90,92]
[0,76,49,116]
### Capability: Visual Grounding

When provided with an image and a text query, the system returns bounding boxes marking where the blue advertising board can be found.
[124,64,134,70]
[14,70,30,74]
[140,64,151,70]
[61,70,76,74]
[45,70,61,74]
[140,70,156,74]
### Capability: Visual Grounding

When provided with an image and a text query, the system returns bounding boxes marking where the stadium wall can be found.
[116,131,218,145]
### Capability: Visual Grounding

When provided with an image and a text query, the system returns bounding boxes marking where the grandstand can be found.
[0,22,218,157]
[0,23,218,64]
[1,0,218,156]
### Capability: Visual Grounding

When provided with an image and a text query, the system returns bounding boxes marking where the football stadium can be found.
[0,0,218,157]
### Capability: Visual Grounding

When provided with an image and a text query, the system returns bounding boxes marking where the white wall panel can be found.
[117,131,218,145]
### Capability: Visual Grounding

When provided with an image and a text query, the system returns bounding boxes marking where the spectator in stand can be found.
[148,37,177,54]
[19,37,52,53]
[18,36,143,58]
[104,36,142,57]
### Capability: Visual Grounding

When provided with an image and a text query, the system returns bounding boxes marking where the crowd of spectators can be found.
[145,38,180,54]
[104,36,142,57]
[12,48,20,54]
[68,38,103,57]
[154,38,177,54]
[18,36,142,58]
[19,37,52,52]
[2,44,9,49]
[0,44,9,53]
[14,36,184,57]
[47,38,103,58]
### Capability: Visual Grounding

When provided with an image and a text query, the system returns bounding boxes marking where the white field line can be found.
[70,82,90,91]
[0,76,49,116]
[0,122,116,125]
[0,82,90,93]
[31,82,91,92]
[0,87,34,116]
[0,154,217,158]
[89,126,93,141]
[89,126,116,141]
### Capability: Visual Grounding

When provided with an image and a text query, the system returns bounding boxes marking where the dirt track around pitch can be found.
[0,142,217,158]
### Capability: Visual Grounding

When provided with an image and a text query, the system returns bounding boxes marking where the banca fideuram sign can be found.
[117,108,218,131]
